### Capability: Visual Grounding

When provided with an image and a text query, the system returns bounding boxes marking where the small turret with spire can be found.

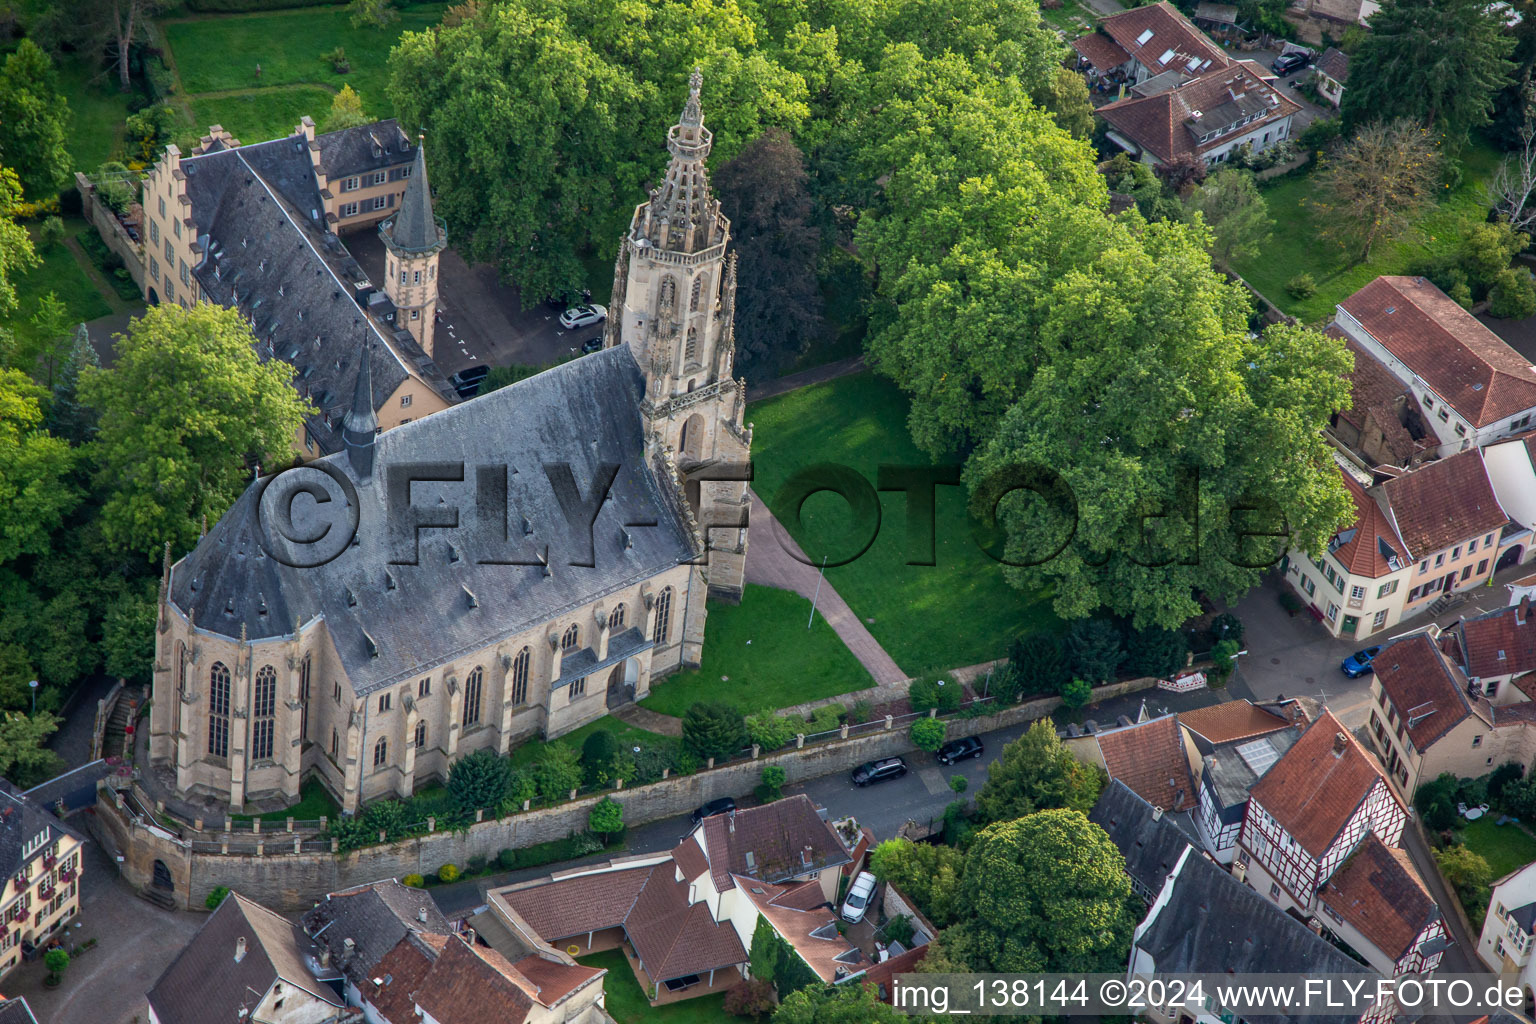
[379,137,447,357]
[343,339,378,484]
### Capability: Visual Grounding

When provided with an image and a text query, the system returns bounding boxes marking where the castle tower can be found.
[609,69,751,600]
[379,141,447,356]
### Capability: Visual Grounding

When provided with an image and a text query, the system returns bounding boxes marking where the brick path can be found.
[744,490,907,685]
[610,703,683,737]
[745,354,865,403]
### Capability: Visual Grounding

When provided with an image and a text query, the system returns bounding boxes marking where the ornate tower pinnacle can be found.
[380,137,447,356]
[636,68,725,257]
[342,337,378,484]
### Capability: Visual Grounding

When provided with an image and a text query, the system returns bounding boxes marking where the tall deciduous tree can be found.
[974,720,1105,826]
[1314,118,1441,264]
[772,980,903,1024]
[714,129,824,376]
[1183,167,1273,264]
[868,838,966,925]
[0,369,78,566]
[1343,0,1515,142]
[323,84,371,133]
[79,303,311,563]
[1039,66,1096,140]
[943,810,1136,973]
[0,41,72,200]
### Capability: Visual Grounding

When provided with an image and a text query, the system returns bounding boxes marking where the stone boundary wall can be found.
[74,171,146,291]
[882,882,941,947]
[91,676,1158,911]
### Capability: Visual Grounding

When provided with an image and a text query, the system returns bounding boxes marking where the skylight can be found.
[1159,48,1177,64]
[1236,737,1281,776]
[1137,28,1155,44]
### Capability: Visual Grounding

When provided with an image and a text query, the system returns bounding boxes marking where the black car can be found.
[1271,52,1310,76]
[851,757,908,787]
[936,736,984,765]
[450,365,490,397]
[581,335,605,354]
[691,797,736,825]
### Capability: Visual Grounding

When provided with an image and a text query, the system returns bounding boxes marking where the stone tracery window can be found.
[510,648,530,705]
[251,665,277,761]
[653,587,673,646]
[208,661,231,759]
[462,666,483,727]
[609,604,626,630]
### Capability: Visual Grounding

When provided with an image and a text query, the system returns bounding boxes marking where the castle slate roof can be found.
[313,118,412,180]
[167,345,700,693]
[0,999,37,1024]
[1088,779,1194,899]
[383,143,443,254]
[149,892,342,1024]
[0,780,83,880]
[1136,849,1371,1024]
[302,878,450,984]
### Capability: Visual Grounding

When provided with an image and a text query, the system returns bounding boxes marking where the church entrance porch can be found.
[606,658,641,709]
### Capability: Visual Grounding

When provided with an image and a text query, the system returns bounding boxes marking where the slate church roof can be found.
[168,346,700,694]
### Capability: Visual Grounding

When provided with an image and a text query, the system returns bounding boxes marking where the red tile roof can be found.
[1099,63,1300,164]
[1455,603,1536,680]
[512,954,604,1007]
[1177,700,1295,744]
[626,866,749,981]
[1330,469,1410,579]
[1382,450,1506,559]
[1369,635,1480,750]
[413,935,534,1024]
[1318,834,1437,961]
[1340,276,1536,428]
[700,795,850,890]
[1096,715,1197,811]
[1096,1,1229,74]
[1316,46,1349,85]
[1072,32,1133,70]
[362,933,444,1024]
[862,945,929,1004]
[671,836,709,882]
[1248,711,1399,857]
[739,876,866,983]
[497,864,651,941]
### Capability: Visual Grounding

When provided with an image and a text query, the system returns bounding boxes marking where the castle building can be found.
[147,73,751,815]
[140,117,457,458]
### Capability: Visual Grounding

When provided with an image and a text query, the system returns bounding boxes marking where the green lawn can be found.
[578,950,730,1024]
[188,87,343,149]
[1461,817,1536,881]
[1228,140,1503,323]
[54,59,138,171]
[233,777,341,822]
[4,220,112,345]
[164,4,447,127]
[1039,0,1100,34]
[639,584,873,716]
[748,372,1060,677]
[508,715,673,769]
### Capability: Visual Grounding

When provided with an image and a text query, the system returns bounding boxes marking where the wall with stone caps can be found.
[100,676,1157,910]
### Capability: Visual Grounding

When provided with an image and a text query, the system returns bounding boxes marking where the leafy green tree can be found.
[1183,168,1273,264]
[44,947,68,981]
[323,85,371,133]
[910,717,946,752]
[773,982,903,1024]
[0,167,37,318]
[1343,0,1515,143]
[1436,844,1493,923]
[681,702,748,761]
[1010,633,1068,694]
[80,303,311,563]
[1039,66,1095,140]
[1210,637,1242,683]
[1416,771,1462,830]
[23,293,74,389]
[1315,119,1443,264]
[944,810,1135,973]
[714,129,824,375]
[448,748,511,810]
[125,106,175,164]
[1060,677,1092,708]
[0,711,62,787]
[1492,267,1536,319]
[1065,619,1122,684]
[102,577,157,681]
[1125,627,1189,678]
[975,721,1104,826]
[0,370,77,566]
[869,838,966,925]
[37,216,64,251]
[46,324,98,444]
[745,710,797,751]
[757,764,786,802]
[0,41,72,200]
[909,677,961,714]
[205,886,230,909]
[349,0,398,28]
[531,744,583,802]
[588,795,624,844]
[581,728,621,785]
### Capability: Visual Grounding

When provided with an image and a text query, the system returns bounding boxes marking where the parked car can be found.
[841,871,877,924]
[936,735,984,765]
[1340,645,1383,678]
[450,365,489,397]
[560,304,607,329]
[1271,52,1310,76]
[581,335,605,354]
[851,756,907,787]
[691,797,736,825]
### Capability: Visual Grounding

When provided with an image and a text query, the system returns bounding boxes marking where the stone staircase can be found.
[101,688,140,759]
[137,886,176,910]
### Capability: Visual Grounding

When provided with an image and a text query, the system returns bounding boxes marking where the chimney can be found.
[1152,806,1164,821]
[234,936,247,963]
[728,809,735,834]
[1205,755,1217,772]
[342,937,356,960]
[1333,732,1347,757]
[1521,595,1531,626]
[418,907,428,924]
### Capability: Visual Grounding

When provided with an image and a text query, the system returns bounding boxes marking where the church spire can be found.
[342,338,378,483]
[385,140,440,253]
[640,68,724,255]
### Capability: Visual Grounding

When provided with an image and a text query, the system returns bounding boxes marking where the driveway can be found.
[1241,47,1333,135]
[3,821,204,1024]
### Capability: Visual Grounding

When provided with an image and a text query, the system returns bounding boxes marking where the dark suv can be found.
[936,736,984,765]
[1271,52,1310,76]
[851,757,908,787]
[691,797,737,825]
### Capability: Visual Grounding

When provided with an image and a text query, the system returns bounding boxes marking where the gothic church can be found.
[148,73,752,813]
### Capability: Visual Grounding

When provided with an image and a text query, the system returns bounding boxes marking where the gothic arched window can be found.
[653,587,673,646]
[208,661,231,759]
[609,604,626,630]
[252,665,277,761]
[415,720,427,750]
[562,624,579,651]
[511,647,530,705]
[462,666,483,727]
[690,276,703,311]
[685,326,698,362]
[299,654,312,742]
[374,737,388,768]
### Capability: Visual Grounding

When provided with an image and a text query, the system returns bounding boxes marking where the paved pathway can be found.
[745,354,866,403]
[609,702,683,737]
[744,490,907,685]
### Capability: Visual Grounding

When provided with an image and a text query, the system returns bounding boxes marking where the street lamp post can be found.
[28,679,37,715]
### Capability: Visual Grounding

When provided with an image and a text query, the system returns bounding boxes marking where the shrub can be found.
[682,702,748,761]
[1125,627,1189,679]
[671,747,702,776]
[437,863,460,883]
[985,661,1025,704]
[1285,273,1317,299]
[1211,612,1244,645]
[847,699,872,724]
[724,977,776,1018]
[205,885,230,909]
[402,873,425,888]
[581,729,621,786]
[883,914,915,947]
[44,948,68,979]
[497,849,518,870]
[505,767,536,808]
[1416,771,1462,831]
[38,216,64,251]
[1279,590,1304,614]
[1210,638,1241,683]
[1490,267,1536,320]
[125,104,176,163]
[756,764,787,803]
[1010,633,1068,694]
[448,748,511,811]
[806,704,844,733]
[745,710,796,751]
[909,678,961,715]
[1059,677,1092,708]
[630,743,674,784]
[94,162,135,216]
[910,718,946,752]
[942,799,972,847]
[321,45,352,74]
[589,796,624,844]
[1065,618,1123,683]
[1490,762,1525,806]
[1299,116,1344,154]
[531,745,583,803]
[950,774,968,794]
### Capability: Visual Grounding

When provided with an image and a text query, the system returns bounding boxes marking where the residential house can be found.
[1071,3,1229,85]
[1089,779,1200,902]
[489,796,864,1001]
[1189,711,1302,864]
[147,891,350,1024]
[1314,47,1349,107]
[1477,860,1536,983]
[861,945,928,1006]
[0,782,85,982]
[1327,332,1432,472]
[1304,0,1380,24]
[1334,277,1536,454]
[1236,711,1407,916]
[1130,844,1393,1024]
[1441,598,1536,703]
[1074,714,1199,812]
[1316,833,1449,975]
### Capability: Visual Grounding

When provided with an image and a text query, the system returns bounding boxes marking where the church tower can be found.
[380,141,447,356]
[607,69,751,600]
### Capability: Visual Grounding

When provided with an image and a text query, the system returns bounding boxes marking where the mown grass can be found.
[507,716,672,769]
[578,950,731,1024]
[748,372,1061,677]
[1461,816,1536,881]
[1228,140,1504,323]
[233,777,341,822]
[639,584,873,716]
[4,220,113,345]
[188,86,341,147]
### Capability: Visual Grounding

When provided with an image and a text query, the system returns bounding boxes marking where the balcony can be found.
[41,855,56,871]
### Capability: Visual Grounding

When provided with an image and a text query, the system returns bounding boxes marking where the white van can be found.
[841,871,877,924]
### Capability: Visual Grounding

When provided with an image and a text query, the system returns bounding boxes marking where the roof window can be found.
[1137,28,1155,44]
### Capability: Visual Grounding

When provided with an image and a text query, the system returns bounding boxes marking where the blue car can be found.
[1341,646,1383,678]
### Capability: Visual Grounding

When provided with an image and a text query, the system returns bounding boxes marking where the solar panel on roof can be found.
[1235,737,1281,776]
